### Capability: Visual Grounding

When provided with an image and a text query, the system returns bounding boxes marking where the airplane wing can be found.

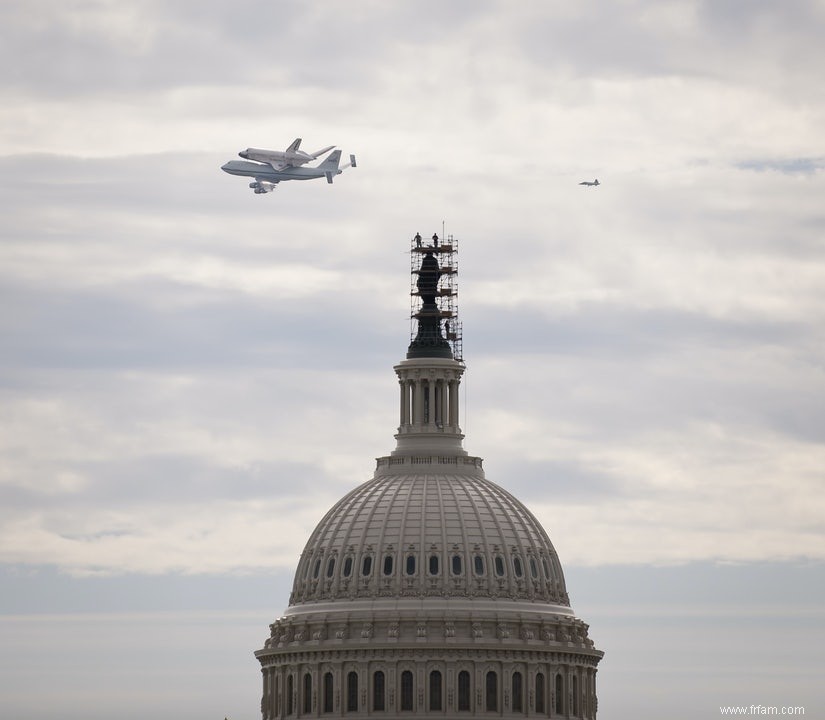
[266,160,290,171]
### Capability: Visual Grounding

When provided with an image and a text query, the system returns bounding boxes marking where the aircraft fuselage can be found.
[221,160,340,182]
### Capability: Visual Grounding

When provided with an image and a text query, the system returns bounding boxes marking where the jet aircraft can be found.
[579,178,600,187]
[238,138,335,171]
[221,148,356,194]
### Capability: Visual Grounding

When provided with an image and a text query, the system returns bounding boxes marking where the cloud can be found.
[0,0,823,578]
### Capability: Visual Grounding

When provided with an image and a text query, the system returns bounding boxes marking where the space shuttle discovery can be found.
[238,138,336,171]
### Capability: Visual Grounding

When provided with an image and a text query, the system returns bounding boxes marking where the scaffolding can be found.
[409,232,463,362]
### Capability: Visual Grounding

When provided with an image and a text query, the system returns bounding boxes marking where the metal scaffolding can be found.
[409,232,462,362]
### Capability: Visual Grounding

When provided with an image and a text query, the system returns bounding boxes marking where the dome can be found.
[255,234,602,720]
[289,466,570,607]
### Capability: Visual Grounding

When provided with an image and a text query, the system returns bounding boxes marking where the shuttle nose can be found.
[238,150,249,159]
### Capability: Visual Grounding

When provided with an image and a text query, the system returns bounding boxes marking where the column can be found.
[440,379,449,428]
[413,379,423,426]
[448,380,459,428]
[399,379,407,428]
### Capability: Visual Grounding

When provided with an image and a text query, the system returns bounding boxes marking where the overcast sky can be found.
[1,1,823,719]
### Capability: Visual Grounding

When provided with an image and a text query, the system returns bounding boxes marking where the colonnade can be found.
[397,370,461,432]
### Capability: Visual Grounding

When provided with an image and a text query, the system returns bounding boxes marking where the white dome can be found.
[289,465,569,607]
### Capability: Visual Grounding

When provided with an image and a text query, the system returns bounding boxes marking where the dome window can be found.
[400,670,414,711]
[372,671,386,711]
[451,554,463,575]
[382,554,394,576]
[303,672,312,714]
[513,556,523,577]
[555,674,564,714]
[326,557,336,578]
[529,557,539,579]
[457,670,471,711]
[572,675,579,716]
[347,671,359,712]
[429,670,443,711]
[342,557,353,577]
[323,672,334,713]
[542,556,551,578]
[473,554,485,575]
[512,671,523,712]
[485,671,498,712]
[405,554,416,575]
[428,554,439,575]
[312,558,321,579]
[286,675,294,715]
[361,555,373,576]
[494,555,505,577]
[535,673,545,714]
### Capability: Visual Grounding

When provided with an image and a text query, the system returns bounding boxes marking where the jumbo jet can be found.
[221,149,357,193]
[238,138,335,170]
[579,178,600,187]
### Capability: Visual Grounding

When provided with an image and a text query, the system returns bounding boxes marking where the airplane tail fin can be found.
[317,150,342,183]
[310,144,336,159]
[286,138,302,153]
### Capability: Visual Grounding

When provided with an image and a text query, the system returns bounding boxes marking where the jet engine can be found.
[249,181,276,194]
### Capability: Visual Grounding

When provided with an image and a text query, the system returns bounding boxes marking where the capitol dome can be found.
[256,234,603,719]
[289,469,569,607]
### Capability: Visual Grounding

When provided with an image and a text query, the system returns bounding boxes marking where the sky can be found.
[0,0,823,718]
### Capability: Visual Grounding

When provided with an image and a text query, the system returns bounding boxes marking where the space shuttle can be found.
[238,138,336,171]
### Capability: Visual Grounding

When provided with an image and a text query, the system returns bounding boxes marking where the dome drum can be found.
[256,644,599,719]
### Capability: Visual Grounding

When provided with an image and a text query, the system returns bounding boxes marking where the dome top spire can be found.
[392,232,467,458]
[407,232,461,360]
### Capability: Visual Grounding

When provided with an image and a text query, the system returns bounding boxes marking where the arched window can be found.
[303,672,312,714]
[400,670,414,711]
[342,556,353,577]
[362,555,373,576]
[535,672,546,714]
[512,671,523,712]
[473,554,485,576]
[494,555,505,577]
[429,670,442,711]
[373,670,385,712]
[326,557,336,578]
[286,675,294,715]
[383,554,394,575]
[452,554,463,575]
[554,674,564,715]
[347,671,358,712]
[529,556,539,579]
[513,556,523,577]
[457,670,471,712]
[405,554,416,575]
[323,672,333,713]
[572,675,579,717]
[485,671,498,712]
[429,554,439,575]
[312,558,321,579]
